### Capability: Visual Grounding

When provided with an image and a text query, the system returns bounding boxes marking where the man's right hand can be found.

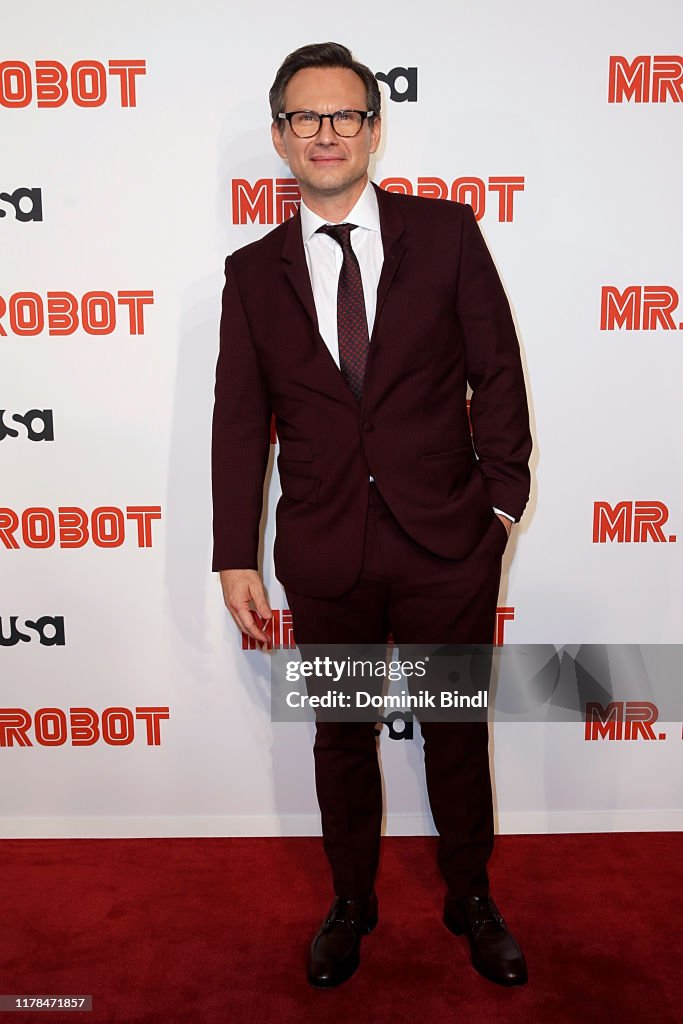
[219,569,273,646]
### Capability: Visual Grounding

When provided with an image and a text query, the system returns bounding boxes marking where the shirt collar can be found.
[299,179,380,245]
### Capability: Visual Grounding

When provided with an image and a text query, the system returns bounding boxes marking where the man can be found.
[212,42,532,989]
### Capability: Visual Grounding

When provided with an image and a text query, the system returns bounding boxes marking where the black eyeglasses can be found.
[278,109,375,139]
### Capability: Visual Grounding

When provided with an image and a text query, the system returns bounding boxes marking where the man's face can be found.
[271,66,381,204]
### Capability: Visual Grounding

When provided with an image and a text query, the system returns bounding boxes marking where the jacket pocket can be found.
[419,444,473,463]
[279,472,320,503]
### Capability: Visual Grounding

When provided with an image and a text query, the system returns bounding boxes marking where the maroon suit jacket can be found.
[211,182,532,598]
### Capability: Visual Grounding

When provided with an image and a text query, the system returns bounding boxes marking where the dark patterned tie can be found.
[317,223,369,402]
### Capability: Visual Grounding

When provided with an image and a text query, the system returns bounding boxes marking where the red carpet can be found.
[0,834,680,1023]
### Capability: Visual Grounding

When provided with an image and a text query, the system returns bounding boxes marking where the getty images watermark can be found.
[282,652,487,713]
[270,644,683,724]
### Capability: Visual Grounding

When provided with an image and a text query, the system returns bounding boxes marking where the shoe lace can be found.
[325,898,362,930]
[468,898,503,935]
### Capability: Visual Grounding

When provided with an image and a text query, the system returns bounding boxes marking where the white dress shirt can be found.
[300,179,383,361]
[298,180,514,523]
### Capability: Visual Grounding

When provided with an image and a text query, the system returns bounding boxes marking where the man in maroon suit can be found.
[212,42,532,989]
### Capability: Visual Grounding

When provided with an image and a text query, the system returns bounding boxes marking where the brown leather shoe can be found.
[444,895,528,986]
[307,893,378,987]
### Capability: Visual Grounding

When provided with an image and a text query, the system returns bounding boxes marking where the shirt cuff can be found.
[493,507,515,523]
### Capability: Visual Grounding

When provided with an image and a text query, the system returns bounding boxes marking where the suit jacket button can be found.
[363,422,374,432]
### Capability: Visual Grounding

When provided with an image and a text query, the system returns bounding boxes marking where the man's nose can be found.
[316,116,338,144]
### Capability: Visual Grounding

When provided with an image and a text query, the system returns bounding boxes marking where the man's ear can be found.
[271,121,288,161]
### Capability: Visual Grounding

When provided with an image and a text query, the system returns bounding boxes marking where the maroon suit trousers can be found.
[284,480,509,899]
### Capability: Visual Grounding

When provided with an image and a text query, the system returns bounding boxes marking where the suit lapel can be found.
[372,182,407,339]
[281,210,318,328]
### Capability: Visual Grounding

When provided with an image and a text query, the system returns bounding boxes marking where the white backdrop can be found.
[1,0,681,838]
